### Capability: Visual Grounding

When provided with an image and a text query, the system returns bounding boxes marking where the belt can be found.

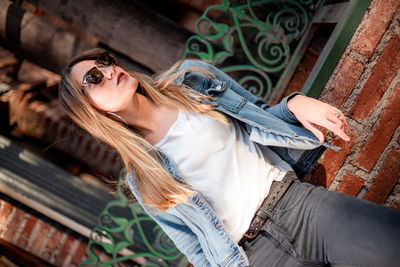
[239,171,297,246]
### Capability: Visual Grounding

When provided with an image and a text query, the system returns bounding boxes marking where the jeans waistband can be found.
[239,171,298,246]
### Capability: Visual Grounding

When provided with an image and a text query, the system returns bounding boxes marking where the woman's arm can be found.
[180,60,350,143]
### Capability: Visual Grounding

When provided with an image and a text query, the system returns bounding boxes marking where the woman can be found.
[59,48,400,267]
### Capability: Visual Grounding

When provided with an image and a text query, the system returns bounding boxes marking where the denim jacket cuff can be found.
[280,92,304,124]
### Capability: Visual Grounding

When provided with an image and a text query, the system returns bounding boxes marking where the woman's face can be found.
[70,60,139,112]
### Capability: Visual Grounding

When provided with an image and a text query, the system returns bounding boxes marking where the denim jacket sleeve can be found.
[178,60,302,124]
[127,174,212,266]
[147,208,211,266]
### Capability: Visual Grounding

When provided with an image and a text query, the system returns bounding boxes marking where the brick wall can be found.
[0,197,93,266]
[309,0,400,209]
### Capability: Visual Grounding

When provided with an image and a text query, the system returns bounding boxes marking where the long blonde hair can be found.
[58,48,226,210]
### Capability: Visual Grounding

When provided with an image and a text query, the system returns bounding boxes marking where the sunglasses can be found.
[81,52,117,95]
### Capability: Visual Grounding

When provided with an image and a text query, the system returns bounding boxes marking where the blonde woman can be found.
[59,48,400,267]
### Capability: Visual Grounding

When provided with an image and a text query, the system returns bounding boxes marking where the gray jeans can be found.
[245,180,400,267]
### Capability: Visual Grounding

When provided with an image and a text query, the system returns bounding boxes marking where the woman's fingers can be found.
[302,120,325,143]
[315,115,350,142]
[301,110,350,142]
[334,127,351,141]
[287,95,351,142]
[328,111,350,141]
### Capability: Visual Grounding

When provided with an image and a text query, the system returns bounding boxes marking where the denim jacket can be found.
[128,60,339,266]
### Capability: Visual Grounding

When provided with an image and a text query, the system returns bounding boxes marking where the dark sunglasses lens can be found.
[96,52,116,66]
[86,68,104,84]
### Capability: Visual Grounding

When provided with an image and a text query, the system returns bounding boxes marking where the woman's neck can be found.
[116,93,178,144]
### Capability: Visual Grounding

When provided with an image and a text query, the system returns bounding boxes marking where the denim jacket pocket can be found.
[206,79,247,114]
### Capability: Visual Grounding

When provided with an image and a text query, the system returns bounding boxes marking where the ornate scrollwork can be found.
[80,177,187,267]
[184,0,321,102]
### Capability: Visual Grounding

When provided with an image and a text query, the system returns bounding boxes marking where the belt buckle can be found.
[242,172,297,243]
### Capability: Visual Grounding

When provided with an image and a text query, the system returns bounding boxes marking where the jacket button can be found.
[215,85,222,90]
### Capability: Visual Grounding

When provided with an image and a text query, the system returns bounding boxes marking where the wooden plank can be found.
[0,0,147,75]
[0,0,94,73]
[0,56,18,69]
[0,135,114,231]
[0,135,151,264]
[26,0,193,72]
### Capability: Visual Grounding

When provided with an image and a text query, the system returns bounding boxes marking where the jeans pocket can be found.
[260,220,327,266]
[273,181,314,214]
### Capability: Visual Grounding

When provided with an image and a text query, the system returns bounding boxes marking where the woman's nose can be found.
[101,66,115,80]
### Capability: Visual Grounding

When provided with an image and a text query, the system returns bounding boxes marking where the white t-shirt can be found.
[154,110,293,242]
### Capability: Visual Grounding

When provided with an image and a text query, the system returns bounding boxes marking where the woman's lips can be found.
[117,72,125,85]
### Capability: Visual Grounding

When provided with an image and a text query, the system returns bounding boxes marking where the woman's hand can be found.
[287,94,350,143]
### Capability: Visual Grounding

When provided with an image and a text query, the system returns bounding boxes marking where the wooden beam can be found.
[0,0,94,73]
[26,0,193,72]
[0,56,18,69]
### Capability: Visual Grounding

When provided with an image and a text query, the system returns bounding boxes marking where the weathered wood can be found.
[26,0,193,72]
[0,134,150,265]
[0,134,114,232]
[0,0,94,73]
[0,56,18,69]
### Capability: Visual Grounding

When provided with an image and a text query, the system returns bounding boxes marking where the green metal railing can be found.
[79,177,188,267]
[184,0,322,103]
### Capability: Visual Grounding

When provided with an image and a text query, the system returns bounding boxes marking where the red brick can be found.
[40,228,64,262]
[350,35,400,120]
[0,201,13,230]
[321,57,365,108]
[3,208,25,241]
[56,234,76,266]
[310,128,357,188]
[16,215,38,249]
[364,149,400,204]
[354,84,400,171]
[29,220,52,256]
[352,0,400,58]
[337,172,365,196]
[71,240,88,265]
[0,201,12,217]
